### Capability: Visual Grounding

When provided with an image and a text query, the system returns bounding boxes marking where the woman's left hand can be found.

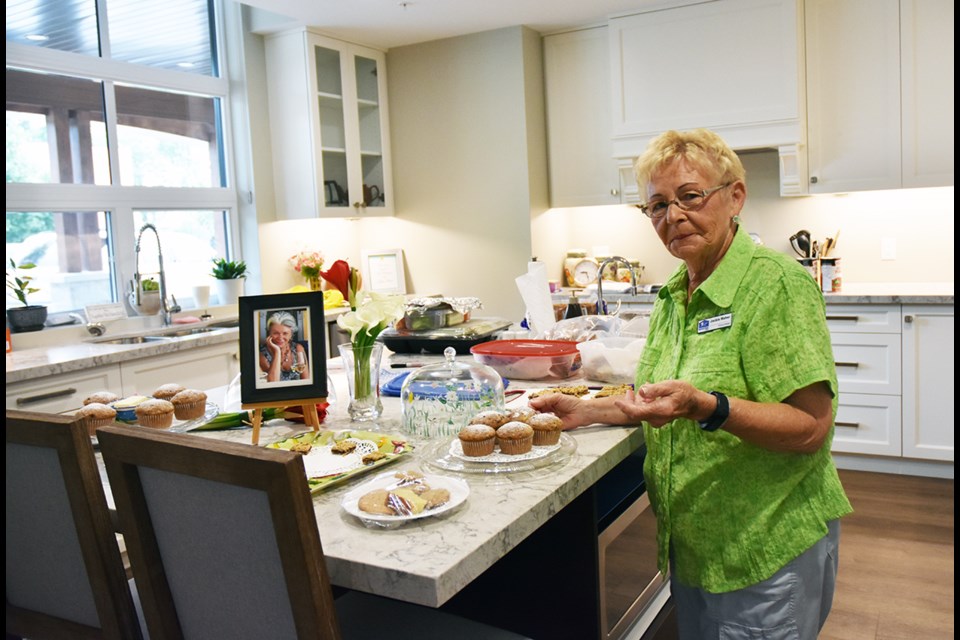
[614,380,709,428]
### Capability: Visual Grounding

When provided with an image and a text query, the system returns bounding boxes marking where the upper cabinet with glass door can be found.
[265,29,393,218]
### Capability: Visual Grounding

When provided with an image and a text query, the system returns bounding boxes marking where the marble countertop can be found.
[554,283,954,306]
[147,361,644,608]
[7,308,353,384]
[6,326,241,384]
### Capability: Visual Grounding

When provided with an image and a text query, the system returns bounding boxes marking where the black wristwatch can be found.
[699,391,729,432]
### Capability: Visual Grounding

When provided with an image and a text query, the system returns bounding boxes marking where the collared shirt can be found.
[637,227,852,593]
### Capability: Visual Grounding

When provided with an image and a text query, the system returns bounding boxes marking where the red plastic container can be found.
[470,340,582,380]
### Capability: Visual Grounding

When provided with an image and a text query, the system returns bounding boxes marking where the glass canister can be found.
[400,347,505,439]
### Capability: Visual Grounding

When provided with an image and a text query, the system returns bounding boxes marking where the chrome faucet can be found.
[596,256,636,315]
[133,223,181,326]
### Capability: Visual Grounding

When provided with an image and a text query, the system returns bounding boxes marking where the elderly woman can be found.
[259,311,308,382]
[531,129,852,639]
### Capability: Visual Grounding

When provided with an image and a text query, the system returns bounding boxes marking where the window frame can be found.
[5,0,241,312]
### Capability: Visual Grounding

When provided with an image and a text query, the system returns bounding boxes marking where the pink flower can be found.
[288,251,324,279]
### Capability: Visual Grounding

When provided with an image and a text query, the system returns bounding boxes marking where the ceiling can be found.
[240,0,660,50]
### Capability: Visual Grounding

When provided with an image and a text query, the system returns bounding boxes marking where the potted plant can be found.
[129,277,162,316]
[6,259,48,333]
[211,258,247,305]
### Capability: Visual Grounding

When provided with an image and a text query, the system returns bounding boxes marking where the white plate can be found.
[341,472,469,524]
[449,438,561,463]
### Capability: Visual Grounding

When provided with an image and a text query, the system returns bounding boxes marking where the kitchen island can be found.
[142,357,662,640]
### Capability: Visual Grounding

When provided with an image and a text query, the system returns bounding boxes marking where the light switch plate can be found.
[880,237,897,261]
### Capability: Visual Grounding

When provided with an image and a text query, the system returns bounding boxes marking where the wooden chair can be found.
[5,410,144,640]
[97,424,529,640]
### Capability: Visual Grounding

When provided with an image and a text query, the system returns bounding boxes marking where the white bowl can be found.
[576,337,645,384]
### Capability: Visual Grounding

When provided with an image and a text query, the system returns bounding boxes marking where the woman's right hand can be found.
[528,394,590,430]
[266,335,281,355]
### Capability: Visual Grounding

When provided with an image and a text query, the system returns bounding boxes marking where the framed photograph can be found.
[239,292,327,405]
[361,248,406,294]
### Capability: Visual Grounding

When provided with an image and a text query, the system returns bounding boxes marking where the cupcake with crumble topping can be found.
[83,391,120,406]
[135,399,175,429]
[75,402,117,436]
[170,389,207,421]
[152,383,185,402]
[495,421,534,455]
[468,410,510,429]
[528,412,564,446]
[458,424,497,457]
[507,406,537,424]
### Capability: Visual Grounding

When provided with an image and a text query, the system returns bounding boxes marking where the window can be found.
[5,0,238,315]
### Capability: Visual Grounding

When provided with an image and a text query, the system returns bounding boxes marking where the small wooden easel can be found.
[243,397,327,445]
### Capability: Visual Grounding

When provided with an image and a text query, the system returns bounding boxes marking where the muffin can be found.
[528,412,563,446]
[170,389,207,421]
[507,406,537,424]
[75,402,117,436]
[496,421,534,455]
[82,391,120,406]
[135,399,175,429]
[468,410,510,429]
[458,424,497,457]
[152,383,186,401]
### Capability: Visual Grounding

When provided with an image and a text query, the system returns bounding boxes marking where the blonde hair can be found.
[633,129,746,189]
[266,311,298,332]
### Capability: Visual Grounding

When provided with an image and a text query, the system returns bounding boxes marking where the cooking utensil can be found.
[790,230,812,258]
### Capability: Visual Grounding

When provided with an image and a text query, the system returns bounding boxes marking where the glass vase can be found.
[338,342,384,421]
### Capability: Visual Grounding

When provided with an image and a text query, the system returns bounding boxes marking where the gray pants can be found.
[671,519,841,640]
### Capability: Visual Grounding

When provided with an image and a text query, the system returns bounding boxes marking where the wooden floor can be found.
[820,469,954,640]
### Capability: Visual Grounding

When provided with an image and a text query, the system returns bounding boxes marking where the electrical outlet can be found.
[881,237,897,261]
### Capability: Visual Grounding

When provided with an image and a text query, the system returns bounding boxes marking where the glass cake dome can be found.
[400,346,504,439]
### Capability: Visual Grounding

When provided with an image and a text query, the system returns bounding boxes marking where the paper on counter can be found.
[515,263,556,337]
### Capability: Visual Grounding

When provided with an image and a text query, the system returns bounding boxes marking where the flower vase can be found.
[307,275,322,291]
[338,342,384,421]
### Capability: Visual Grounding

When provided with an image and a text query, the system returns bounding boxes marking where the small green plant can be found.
[141,277,160,292]
[6,258,40,306]
[211,258,248,280]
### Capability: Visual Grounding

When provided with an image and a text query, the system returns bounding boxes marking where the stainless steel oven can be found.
[596,446,670,640]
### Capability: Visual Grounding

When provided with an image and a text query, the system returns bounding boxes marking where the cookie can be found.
[358,489,394,515]
[421,488,451,510]
[331,440,357,455]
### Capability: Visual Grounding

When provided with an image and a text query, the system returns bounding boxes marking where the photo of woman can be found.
[257,309,311,387]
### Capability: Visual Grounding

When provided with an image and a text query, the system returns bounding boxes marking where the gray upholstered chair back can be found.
[97,425,341,640]
[5,410,143,640]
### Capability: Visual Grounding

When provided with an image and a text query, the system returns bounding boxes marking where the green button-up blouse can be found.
[637,227,853,593]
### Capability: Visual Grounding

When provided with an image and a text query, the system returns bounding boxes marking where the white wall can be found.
[257,26,548,323]
[532,150,954,288]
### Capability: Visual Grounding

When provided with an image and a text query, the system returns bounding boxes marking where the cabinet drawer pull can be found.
[16,388,78,406]
[834,361,860,368]
[826,315,859,322]
[835,421,860,428]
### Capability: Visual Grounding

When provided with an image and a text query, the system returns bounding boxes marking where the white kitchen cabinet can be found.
[827,305,902,456]
[119,342,240,397]
[609,0,802,158]
[804,0,954,193]
[265,29,393,218]
[543,27,621,207]
[901,305,954,461]
[6,365,123,414]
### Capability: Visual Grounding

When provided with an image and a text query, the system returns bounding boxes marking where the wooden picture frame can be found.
[239,292,327,405]
[361,248,406,294]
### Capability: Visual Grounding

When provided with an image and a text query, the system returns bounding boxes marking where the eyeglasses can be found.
[638,183,731,219]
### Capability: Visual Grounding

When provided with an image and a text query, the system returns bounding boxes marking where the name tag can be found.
[697,313,732,334]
